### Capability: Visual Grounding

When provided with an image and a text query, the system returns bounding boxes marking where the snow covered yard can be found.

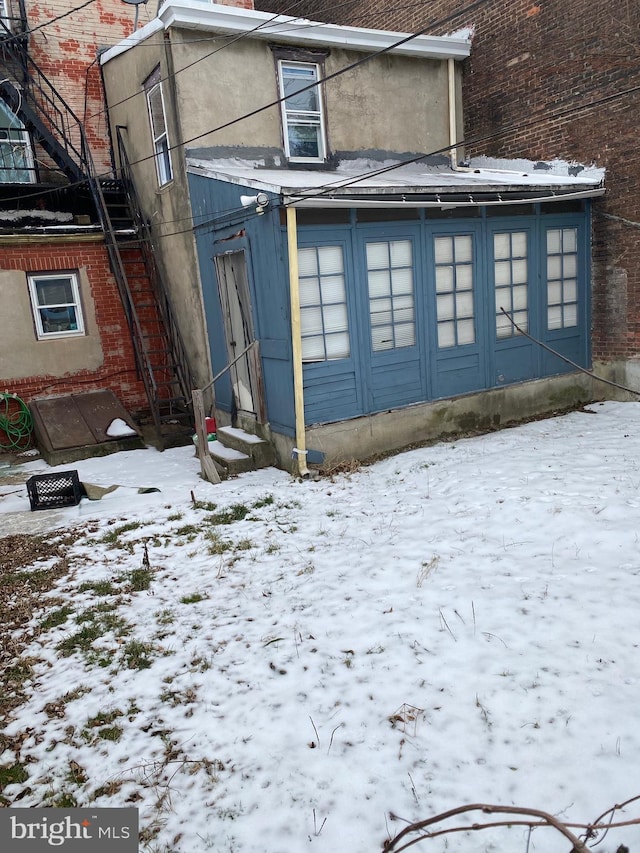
[1,401,640,853]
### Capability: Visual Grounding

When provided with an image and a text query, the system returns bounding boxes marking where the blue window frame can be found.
[366,239,416,351]
[298,245,350,361]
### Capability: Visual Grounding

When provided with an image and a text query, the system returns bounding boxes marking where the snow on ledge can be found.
[468,156,605,183]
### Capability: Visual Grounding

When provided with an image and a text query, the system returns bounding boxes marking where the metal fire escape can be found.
[0,0,195,447]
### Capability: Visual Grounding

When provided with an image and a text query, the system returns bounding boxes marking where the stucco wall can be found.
[101,30,213,389]
[167,30,454,155]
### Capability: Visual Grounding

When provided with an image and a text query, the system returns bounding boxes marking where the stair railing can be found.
[115,125,196,401]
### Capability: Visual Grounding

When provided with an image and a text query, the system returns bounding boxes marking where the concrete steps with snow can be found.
[208,426,276,476]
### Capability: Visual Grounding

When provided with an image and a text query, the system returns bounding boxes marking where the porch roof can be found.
[185,156,605,209]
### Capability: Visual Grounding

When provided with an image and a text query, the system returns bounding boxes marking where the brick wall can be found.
[255,0,640,368]
[0,240,149,413]
[23,0,254,173]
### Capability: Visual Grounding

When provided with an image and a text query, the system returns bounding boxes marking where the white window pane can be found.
[368,269,390,298]
[325,332,349,359]
[393,306,414,325]
[547,281,562,305]
[323,303,348,333]
[390,240,412,267]
[512,232,527,256]
[513,310,528,331]
[547,229,561,254]
[318,246,343,276]
[457,318,475,345]
[563,255,577,278]
[302,335,326,361]
[391,267,413,295]
[456,265,473,290]
[288,123,321,159]
[548,306,562,330]
[299,277,320,307]
[438,322,456,348]
[437,294,454,321]
[371,308,392,326]
[301,306,323,335]
[395,323,415,348]
[495,261,511,286]
[321,276,346,304]
[366,242,389,269]
[547,256,561,280]
[434,236,453,264]
[565,278,577,303]
[512,259,527,284]
[436,266,454,293]
[513,285,528,311]
[298,248,318,277]
[371,326,393,351]
[35,278,74,305]
[496,314,512,337]
[147,86,166,138]
[496,288,512,313]
[563,228,577,252]
[454,235,472,263]
[39,306,79,333]
[394,294,414,311]
[563,304,577,327]
[494,233,511,259]
[455,291,473,318]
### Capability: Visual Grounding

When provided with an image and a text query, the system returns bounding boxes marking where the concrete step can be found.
[207,439,254,476]
[216,426,276,469]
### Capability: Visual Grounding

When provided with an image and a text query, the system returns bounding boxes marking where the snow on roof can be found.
[185,156,605,208]
[101,1,471,65]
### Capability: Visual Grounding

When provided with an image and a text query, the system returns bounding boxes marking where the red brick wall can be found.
[255,0,640,368]
[24,0,254,173]
[0,240,149,413]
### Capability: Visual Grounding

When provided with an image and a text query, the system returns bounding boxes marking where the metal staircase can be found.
[0,10,195,447]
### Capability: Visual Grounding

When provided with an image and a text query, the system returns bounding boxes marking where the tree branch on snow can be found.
[381,800,640,852]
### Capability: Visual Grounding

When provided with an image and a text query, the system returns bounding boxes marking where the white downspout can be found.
[448,57,458,169]
[287,206,310,478]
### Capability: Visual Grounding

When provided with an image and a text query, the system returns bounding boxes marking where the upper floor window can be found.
[278,60,326,163]
[28,272,85,339]
[0,99,34,183]
[144,67,172,186]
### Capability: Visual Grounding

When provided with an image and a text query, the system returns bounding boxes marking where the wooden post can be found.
[192,389,221,484]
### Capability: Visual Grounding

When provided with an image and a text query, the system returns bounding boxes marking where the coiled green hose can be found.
[0,392,33,450]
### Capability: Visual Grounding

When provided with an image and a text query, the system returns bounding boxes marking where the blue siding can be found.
[188,172,591,434]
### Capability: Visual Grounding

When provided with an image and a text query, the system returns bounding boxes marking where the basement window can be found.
[144,67,173,186]
[278,60,326,162]
[28,272,85,339]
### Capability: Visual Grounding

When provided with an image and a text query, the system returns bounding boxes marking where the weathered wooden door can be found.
[214,250,256,418]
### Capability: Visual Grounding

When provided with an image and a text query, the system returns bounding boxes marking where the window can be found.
[278,61,326,162]
[547,228,578,330]
[298,246,349,361]
[494,231,528,338]
[0,100,34,183]
[366,240,415,351]
[28,273,85,339]
[144,68,172,186]
[434,234,475,348]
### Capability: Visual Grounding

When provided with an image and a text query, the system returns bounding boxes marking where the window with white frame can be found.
[0,99,34,183]
[547,227,578,330]
[278,61,326,162]
[434,234,475,348]
[298,245,349,361]
[144,68,172,186]
[28,272,85,339]
[494,231,528,338]
[366,239,415,351]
